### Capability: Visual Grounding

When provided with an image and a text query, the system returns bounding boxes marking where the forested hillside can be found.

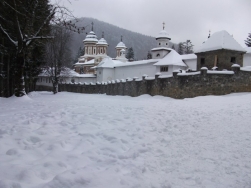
[70,17,177,61]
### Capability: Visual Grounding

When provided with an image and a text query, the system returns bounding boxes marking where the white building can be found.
[38,24,199,86]
[243,47,251,67]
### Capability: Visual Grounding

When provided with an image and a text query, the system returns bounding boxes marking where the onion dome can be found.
[116,41,127,48]
[83,31,98,43]
[97,38,108,45]
[156,30,171,40]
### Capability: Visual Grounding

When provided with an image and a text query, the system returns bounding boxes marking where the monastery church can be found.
[73,22,197,83]
[37,22,251,85]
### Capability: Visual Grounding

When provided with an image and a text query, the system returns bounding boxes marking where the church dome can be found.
[156,30,171,40]
[83,31,98,43]
[97,38,108,45]
[116,41,127,48]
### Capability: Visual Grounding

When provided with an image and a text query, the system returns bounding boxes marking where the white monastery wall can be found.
[243,54,251,67]
[114,64,157,80]
[184,59,197,70]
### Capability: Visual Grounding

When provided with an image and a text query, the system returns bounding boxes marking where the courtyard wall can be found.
[54,66,251,99]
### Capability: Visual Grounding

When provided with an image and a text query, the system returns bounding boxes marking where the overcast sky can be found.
[54,0,251,49]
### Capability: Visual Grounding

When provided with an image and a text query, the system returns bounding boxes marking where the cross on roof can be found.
[163,22,165,30]
[121,35,123,42]
[91,22,94,31]
[102,31,104,38]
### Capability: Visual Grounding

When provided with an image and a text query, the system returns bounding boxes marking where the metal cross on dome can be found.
[163,22,165,30]
[91,22,94,31]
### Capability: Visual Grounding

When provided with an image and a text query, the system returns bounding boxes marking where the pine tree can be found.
[147,51,152,59]
[245,32,251,47]
[183,40,194,54]
[126,47,134,61]
[172,44,175,50]
[73,47,84,64]
[178,42,184,55]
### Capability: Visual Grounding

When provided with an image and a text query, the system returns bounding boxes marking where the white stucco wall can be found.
[243,53,251,67]
[97,68,114,82]
[152,50,169,59]
[114,63,157,80]
[184,59,197,71]
[155,65,186,76]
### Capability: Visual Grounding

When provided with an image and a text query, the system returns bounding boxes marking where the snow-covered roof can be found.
[195,30,246,53]
[151,47,172,51]
[78,59,95,65]
[154,49,187,67]
[38,68,96,78]
[96,57,122,68]
[115,59,159,67]
[245,47,251,53]
[156,30,171,40]
[181,54,197,60]
[97,38,108,45]
[83,31,98,43]
[116,41,127,48]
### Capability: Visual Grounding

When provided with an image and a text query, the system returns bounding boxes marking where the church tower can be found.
[97,32,108,57]
[81,22,98,62]
[115,36,127,58]
[151,22,172,59]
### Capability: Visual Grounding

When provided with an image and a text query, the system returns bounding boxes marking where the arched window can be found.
[101,49,103,53]
[159,43,161,46]
[156,54,160,57]
[93,49,96,54]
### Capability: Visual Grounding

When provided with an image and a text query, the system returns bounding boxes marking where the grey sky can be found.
[54,0,251,49]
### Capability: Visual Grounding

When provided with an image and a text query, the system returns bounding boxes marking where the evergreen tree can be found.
[172,44,175,50]
[178,42,184,55]
[0,0,83,97]
[147,51,152,59]
[245,32,251,47]
[126,47,134,61]
[73,47,84,64]
[183,40,194,54]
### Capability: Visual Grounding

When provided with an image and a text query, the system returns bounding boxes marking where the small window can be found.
[93,49,96,54]
[101,49,103,53]
[166,43,168,45]
[201,58,205,66]
[71,78,75,83]
[230,57,236,63]
[156,53,160,57]
[160,66,168,72]
[159,43,161,46]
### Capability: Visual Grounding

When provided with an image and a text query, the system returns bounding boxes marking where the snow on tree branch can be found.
[0,24,18,46]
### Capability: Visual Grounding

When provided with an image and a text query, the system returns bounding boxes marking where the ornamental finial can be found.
[163,22,165,30]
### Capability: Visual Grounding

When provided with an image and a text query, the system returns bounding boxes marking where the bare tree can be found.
[44,26,72,94]
[0,0,84,97]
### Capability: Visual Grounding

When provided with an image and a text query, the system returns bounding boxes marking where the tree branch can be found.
[26,6,57,46]
[0,24,18,46]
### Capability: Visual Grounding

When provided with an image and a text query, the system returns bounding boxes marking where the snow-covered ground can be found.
[0,92,251,188]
